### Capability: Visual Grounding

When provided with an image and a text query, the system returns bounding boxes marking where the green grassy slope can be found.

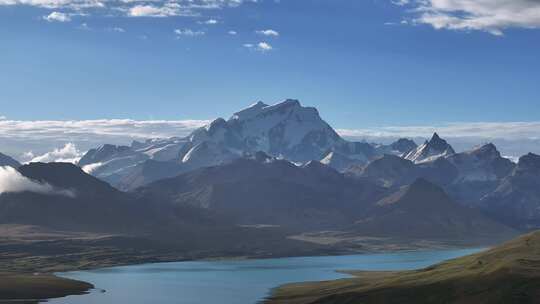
[267,230,540,304]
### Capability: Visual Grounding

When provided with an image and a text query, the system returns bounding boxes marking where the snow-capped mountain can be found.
[180,99,361,165]
[79,100,398,188]
[351,139,515,188]
[78,138,188,184]
[320,151,360,172]
[404,133,455,164]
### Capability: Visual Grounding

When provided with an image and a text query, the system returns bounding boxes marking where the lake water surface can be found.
[50,248,483,304]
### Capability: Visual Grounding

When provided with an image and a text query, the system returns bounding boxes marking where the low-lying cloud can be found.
[24,143,84,164]
[0,118,538,162]
[0,166,74,197]
[338,121,540,158]
[337,122,540,139]
[0,118,208,159]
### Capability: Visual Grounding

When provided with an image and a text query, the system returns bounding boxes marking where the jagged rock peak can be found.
[517,153,540,172]
[390,138,417,154]
[230,99,317,122]
[427,133,453,152]
[469,143,500,158]
[206,118,228,133]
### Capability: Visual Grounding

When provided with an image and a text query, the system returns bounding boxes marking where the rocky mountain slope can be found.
[480,153,540,230]
[351,179,516,241]
[135,154,386,232]
[0,152,20,168]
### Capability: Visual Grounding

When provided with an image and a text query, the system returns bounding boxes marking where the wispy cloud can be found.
[108,26,126,33]
[244,41,273,52]
[43,11,71,22]
[396,0,540,36]
[174,28,206,37]
[256,29,279,37]
[128,4,192,17]
[0,166,74,197]
[201,18,218,24]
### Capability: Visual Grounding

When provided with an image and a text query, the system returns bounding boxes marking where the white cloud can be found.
[256,29,279,37]
[256,41,272,51]
[0,166,74,197]
[109,26,125,32]
[398,0,540,35]
[244,41,273,52]
[228,30,237,35]
[26,143,84,164]
[43,11,71,22]
[0,118,208,159]
[174,28,206,36]
[128,4,191,17]
[202,18,218,24]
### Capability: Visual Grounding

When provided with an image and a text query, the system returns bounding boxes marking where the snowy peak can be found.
[427,133,454,153]
[404,133,455,164]
[79,144,132,166]
[320,151,358,171]
[186,99,344,163]
[230,101,269,121]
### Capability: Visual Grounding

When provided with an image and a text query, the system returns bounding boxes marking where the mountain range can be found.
[78,100,411,190]
[1,99,540,262]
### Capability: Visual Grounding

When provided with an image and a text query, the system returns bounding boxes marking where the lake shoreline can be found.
[0,240,491,304]
[48,247,485,304]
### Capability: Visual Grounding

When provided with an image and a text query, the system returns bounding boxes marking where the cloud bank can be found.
[0,118,208,160]
[337,122,540,139]
[398,0,540,35]
[0,166,74,197]
[0,118,538,161]
[338,121,540,158]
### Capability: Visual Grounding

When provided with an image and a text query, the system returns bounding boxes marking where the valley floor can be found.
[0,224,514,303]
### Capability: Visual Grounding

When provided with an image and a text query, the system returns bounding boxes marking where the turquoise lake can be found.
[50,248,483,304]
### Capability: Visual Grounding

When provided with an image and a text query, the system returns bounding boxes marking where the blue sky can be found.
[1,0,539,128]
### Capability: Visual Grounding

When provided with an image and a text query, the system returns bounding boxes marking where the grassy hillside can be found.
[267,230,540,304]
[0,273,92,304]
